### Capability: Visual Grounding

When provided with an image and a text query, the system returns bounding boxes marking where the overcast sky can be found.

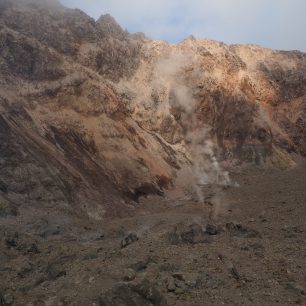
[60,0,306,52]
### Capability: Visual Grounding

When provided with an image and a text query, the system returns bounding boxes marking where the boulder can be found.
[99,279,167,306]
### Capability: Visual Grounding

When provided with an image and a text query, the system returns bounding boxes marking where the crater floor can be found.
[1,162,306,305]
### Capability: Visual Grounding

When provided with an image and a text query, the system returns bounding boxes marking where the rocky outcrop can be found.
[0,0,305,218]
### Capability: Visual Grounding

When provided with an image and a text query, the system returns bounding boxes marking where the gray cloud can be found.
[61,0,306,52]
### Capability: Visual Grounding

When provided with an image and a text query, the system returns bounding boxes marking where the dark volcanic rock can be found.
[129,256,157,272]
[99,279,167,306]
[226,222,261,238]
[0,292,14,306]
[168,223,209,245]
[0,197,18,218]
[0,180,8,193]
[205,224,219,235]
[123,268,136,282]
[4,233,18,249]
[121,232,139,248]
[46,262,66,281]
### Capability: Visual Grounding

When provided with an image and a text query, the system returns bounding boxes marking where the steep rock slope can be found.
[0,0,306,218]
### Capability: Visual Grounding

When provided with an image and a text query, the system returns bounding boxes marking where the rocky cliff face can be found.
[0,0,306,219]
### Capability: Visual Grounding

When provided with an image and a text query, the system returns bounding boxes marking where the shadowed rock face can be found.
[0,0,305,217]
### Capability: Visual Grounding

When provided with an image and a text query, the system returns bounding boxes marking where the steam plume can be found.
[154,51,230,212]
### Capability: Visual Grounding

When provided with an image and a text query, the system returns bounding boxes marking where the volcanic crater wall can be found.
[0,0,306,218]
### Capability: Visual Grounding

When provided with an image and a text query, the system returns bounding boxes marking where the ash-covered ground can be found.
[1,162,306,306]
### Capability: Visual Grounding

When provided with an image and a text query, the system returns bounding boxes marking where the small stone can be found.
[206,224,218,235]
[83,251,98,260]
[130,256,156,272]
[95,234,105,241]
[184,274,200,289]
[174,279,187,290]
[172,272,185,281]
[249,243,264,250]
[5,233,18,248]
[99,279,166,305]
[130,260,147,272]
[0,180,8,193]
[230,266,241,280]
[172,273,200,289]
[46,263,66,280]
[286,283,305,295]
[27,243,40,254]
[132,279,165,304]
[121,232,139,248]
[226,222,261,238]
[200,272,225,289]
[89,276,95,283]
[168,223,208,245]
[145,263,160,280]
[3,293,14,305]
[0,198,18,218]
[159,262,177,272]
[166,277,176,292]
[174,287,185,295]
[18,263,34,278]
[123,268,136,281]
[5,239,17,248]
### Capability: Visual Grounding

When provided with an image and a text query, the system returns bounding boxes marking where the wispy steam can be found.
[154,52,230,209]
